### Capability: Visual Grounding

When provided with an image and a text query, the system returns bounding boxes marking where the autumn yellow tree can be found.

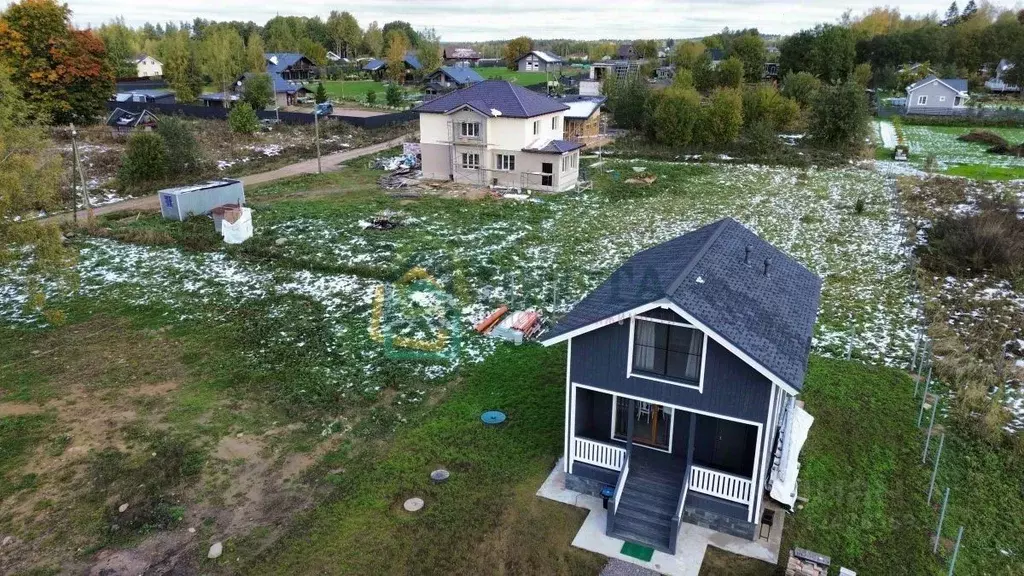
[0,65,75,322]
[384,29,409,83]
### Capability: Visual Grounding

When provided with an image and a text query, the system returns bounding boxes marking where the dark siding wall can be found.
[570,321,772,425]
[671,410,691,458]
[574,388,613,440]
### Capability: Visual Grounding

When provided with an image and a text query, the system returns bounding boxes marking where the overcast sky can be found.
[61,0,1019,41]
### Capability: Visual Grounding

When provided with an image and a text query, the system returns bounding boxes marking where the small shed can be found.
[158,179,245,221]
[106,107,159,137]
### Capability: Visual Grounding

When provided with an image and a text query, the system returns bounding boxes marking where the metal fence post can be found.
[918,373,932,427]
[928,433,944,505]
[948,526,964,575]
[934,487,950,554]
[910,329,922,371]
[923,397,939,463]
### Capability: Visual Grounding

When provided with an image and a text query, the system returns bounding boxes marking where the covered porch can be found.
[568,385,765,543]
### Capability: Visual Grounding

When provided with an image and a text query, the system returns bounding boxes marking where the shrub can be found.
[742,119,782,159]
[742,83,799,131]
[385,82,403,107]
[672,68,694,90]
[717,57,743,89]
[157,117,203,176]
[228,102,260,135]
[808,80,868,149]
[923,153,938,172]
[118,131,166,190]
[854,197,865,214]
[919,203,1024,280]
[366,89,377,104]
[699,87,744,146]
[604,76,652,132]
[240,73,274,111]
[781,71,821,108]
[651,87,701,146]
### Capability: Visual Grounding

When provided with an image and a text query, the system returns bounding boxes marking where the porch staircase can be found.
[610,452,687,553]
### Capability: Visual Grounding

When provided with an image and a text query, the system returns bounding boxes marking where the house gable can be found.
[569,313,773,424]
[541,218,822,394]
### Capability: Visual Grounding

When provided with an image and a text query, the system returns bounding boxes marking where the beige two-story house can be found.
[413,80,583,192]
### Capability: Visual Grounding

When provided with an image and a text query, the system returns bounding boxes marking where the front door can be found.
[613,397,672,451]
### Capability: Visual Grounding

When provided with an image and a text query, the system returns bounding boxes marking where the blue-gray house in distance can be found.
[540,217,821,553]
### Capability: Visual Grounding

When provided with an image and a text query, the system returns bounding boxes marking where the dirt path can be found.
[44,135,409,223]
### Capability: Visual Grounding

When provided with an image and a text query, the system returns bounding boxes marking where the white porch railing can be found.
[688,464,754,505]
[573,437,626,471]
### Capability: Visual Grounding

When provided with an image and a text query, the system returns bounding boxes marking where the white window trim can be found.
[459,121,480,138]
[917,95,928,106]
[626,315,707,393]
[552,116,559,130]
[460,152,479,169]
[533,120,540,135]
[609,393,675,454]
[496,153,515,171]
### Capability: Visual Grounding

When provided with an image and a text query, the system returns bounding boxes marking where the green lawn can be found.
[313,79,388,100]
[4,149,1022,573]
[902,124,1024,179]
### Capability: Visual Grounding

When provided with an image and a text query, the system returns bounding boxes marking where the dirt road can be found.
[46,134,409,223]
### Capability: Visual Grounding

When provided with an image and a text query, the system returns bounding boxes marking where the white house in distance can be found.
[905,75,970,114]
[132,55,163,78]
[413,80,584,192]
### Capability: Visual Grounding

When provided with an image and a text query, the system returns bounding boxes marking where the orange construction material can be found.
[475,305,508,333]
[511,310,538,332]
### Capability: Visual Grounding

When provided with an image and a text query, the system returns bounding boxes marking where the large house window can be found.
[533,120,540,135]
[461,152,479,169]
[632,319,703,385]
[571,152,577,168]
[561,155,570,172]
[917,95,928,106]
[551,116,559,130]
[460,122,480,138]
[496,154,515,171]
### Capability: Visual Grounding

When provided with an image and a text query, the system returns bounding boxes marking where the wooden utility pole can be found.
[70,124,92,221]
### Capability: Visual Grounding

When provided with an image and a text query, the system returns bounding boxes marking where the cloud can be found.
[62,0,1010,41]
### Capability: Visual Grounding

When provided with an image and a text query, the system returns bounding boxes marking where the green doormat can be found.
[620,541,655,562]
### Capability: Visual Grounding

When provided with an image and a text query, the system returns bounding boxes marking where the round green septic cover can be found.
[481,410,506,425]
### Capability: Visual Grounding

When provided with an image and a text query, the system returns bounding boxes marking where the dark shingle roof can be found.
[413,80,569,118]
[266,53,308,75]
[541,218,822,391]
[432,66,484,86]
[907,75,968,93]
[362,52,422,72]
[241,72,308,95]
[524,139,584,154]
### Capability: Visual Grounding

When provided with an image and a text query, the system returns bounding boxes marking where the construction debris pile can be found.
[212,204,253,244]
[360,209,407,231]
[374,153,423,190]
[475,306,542,345]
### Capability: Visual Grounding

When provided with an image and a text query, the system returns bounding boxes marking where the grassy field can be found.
[902,124,1024,180]
[4,151,1021,573]
[315,79,388,100]
[476,66,555,85]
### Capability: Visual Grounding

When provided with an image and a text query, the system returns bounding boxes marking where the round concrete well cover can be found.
[403,497,424,512]
[430,469,450,483]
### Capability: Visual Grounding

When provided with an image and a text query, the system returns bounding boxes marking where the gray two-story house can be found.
[540,218,821,553]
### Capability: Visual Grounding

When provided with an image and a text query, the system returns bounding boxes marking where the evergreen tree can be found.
[943,2,960,26]
[315,82,328,104]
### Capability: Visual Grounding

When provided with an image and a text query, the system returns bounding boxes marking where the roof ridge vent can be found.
[744,245,752,265]
[763,257,772,277]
